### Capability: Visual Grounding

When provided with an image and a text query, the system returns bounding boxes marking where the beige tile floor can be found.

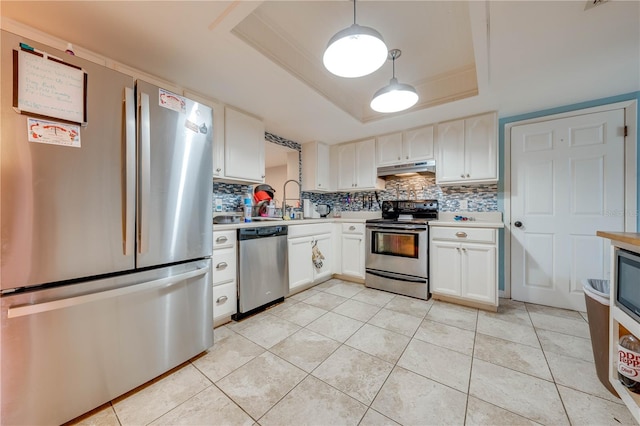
[70,279,638,426]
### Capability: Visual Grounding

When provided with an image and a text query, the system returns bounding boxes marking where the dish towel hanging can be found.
[311,240,325,270]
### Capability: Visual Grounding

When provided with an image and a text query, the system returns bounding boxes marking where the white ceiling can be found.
[1,1,639,146]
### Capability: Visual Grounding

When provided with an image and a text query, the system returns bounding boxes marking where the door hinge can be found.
[624,125,628,137]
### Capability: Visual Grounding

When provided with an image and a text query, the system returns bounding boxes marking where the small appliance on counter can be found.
[316,204,332,218]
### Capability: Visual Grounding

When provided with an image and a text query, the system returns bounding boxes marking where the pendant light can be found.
[323,0,388,78]
[370,49,419,113]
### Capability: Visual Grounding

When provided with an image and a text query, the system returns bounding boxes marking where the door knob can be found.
[514,221,523,228]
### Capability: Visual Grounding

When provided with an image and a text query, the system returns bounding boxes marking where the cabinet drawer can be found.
[212,247,236,285]
[213,281,237,319]
[430,227,496,244]
[213,230,236,250]
[342,223,365,234]
[288,223,333,238]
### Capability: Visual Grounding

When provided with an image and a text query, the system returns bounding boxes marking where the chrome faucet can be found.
[282,179,301,219]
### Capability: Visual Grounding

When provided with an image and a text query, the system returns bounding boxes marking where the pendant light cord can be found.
[353,0,356,25]
[392,55,396,79]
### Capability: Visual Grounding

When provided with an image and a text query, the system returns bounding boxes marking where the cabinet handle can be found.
[455,232,467,238]
[462,248,467,252]
[349,226,356,231]
[460,174,465,178]
[216,295,228,304]
[216,262,228,270]
[318,183,322,187]
[406,155,409,159]
[456,247,461,252]
[216,236,228,244]
[216,167,221,172]
[466,174,470,178]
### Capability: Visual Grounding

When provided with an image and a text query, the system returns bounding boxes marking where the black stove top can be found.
[367,199,438,226]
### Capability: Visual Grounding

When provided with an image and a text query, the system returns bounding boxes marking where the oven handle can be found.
[366,226,426,233]
[366,269,427,283]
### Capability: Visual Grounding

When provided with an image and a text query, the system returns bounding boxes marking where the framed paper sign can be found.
[13,48,87,124]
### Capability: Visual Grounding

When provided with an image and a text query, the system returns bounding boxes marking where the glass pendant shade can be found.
[323,24,388,78]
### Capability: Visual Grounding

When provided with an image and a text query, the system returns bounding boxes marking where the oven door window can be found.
[371,231,419,259]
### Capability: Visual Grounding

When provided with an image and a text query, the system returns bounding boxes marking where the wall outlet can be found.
[459,200,468,210]
[215,198,223,212]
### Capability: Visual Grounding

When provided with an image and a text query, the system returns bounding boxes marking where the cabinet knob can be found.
[455,232,467,238]
[397,156,401,160]
[462,247,467,252]
[349,226,356,231]
[318,183,322,187]
[460,174,465,178]
[406,155,409,159]
[216,262,228,270]
[216,168,221,172]
[514,221,523,228]
[216,295,228,304]
[262,175,266,178]
[457,247,461,252]
[216,236,228,243]
[466,174,470,178]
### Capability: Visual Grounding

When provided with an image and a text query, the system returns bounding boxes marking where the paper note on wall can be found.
[27,118,81,148]
[16,49,86,123]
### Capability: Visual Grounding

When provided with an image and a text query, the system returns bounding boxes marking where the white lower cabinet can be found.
[340,223,365,279]
[430,226,498,310]
[212,230,237,325]
[213,281,236,321]
[287,224,333,294]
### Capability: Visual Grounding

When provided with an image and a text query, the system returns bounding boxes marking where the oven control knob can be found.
[514,221,523,228]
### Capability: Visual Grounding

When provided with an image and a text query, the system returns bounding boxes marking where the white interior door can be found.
[511,109,625,311]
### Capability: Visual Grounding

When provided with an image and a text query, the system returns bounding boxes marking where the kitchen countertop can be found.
[596,231,640,248]
[213,212,380,231]
[429,212,504,229]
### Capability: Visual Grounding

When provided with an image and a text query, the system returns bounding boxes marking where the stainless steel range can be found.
[365,200,438,300]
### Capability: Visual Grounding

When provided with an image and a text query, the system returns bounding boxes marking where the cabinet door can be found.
[224,107,265,183]
[336,143,356,190]
[377,133,403,166]
[430,241,461,296]
[317,142,331,190]
[461,243,496,304]
[313,233,333,282]
[354,138,377,189]
[341,234,365,279]
[288,237,314,291]
[404,125,434,162]
[213,281,237,321]
[183,90,225,178]
[464,113,497,182]
[436,119,466,184]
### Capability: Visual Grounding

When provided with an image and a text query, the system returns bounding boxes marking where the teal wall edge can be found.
[497,91,640,293]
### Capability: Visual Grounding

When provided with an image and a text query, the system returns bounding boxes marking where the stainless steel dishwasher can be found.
[233,225,288,320]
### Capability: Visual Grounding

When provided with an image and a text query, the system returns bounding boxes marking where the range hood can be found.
[377,160,436,177]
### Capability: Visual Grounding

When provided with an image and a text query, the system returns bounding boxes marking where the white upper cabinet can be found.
[404,125,435,162]
[223,106,265,184]
[336,139,384,191]
[436,112,497,185]
[377,125,434,167]
[302,141,332,192]
[376,133,404,165]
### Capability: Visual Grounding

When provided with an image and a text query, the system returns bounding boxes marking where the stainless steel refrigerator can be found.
[0,30,213,425]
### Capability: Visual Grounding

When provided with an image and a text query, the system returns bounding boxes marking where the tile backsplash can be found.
[213,133,497,214]
[212,175,497,213]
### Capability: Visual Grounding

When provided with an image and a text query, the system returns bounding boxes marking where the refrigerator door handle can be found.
[124,87,136,256]
[138,91,151,254]
[7,266,208,319]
